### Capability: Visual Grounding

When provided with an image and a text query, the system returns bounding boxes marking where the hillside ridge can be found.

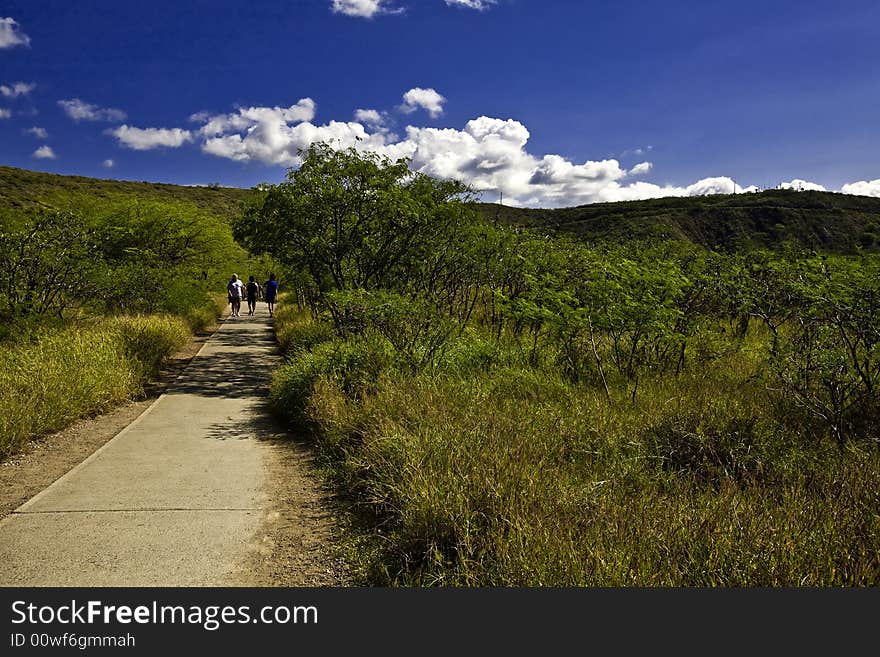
[476,189,880,252]
[3,165,880,252]
[0,165,256,220]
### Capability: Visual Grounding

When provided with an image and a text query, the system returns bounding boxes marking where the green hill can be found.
[476,189,880,252]
[4,165,880,253]
[0,165,256,220]
[0,165,267,333]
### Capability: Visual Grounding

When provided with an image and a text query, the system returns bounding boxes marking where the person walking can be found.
[227,274,244,317]
[246,275,262,316]
[263,272,279,317]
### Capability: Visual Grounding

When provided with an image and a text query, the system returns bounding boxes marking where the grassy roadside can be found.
[0,295,227,461]
[269,305,880,586]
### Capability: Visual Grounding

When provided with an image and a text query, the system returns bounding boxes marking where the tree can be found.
[0,211,101,318]
[233,142,476,307]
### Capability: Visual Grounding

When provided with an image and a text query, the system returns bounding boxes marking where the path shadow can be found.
[166,320,280,399]
[202,403,287,443]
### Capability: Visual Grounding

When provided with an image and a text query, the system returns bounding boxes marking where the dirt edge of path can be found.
[229,427,353,586]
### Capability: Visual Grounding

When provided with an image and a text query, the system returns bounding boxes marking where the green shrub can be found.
[108,315,189,377]
[270,332,395,426]
[436,331,524,374]
[276,312,334,356]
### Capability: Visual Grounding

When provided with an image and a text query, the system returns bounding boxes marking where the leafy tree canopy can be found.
[233,142,477,304]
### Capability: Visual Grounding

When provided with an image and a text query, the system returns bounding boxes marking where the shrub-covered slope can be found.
[476,189,880,252]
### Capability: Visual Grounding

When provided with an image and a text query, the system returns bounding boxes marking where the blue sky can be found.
[1,0,878,206]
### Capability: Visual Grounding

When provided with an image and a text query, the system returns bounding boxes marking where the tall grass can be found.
[271,311,880,586]
[179,293,228,333]
[0,316,188,458]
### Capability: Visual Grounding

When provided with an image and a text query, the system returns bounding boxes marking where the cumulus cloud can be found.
[25,126,48,139]
[445,0,497,9]
[399,87,446,118]
[354,108,386,129]
[108,125,193,150]
[0,108,10,119]
[1,82,35,99]
[629,162,652,176]
[331,0,402,18]
[58,98,127,122]
[189,98,405,165]
[202,118,394,165]
[123,93,880,208]
[198,100,316,136]
[0,17,30,49]
[841,179,880,198]
[777,179,826,192]
[182,98,779,207]
[32,145,56,159]
[103,159,115,168]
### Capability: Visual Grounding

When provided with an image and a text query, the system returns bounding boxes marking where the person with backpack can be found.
[246,275,262,316]
[227,274,244,317]
[263,272,279,317]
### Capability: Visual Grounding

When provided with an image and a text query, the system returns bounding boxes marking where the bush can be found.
[109,315,190,378]
[275,309,334,356]
[327,289,459,370]
[270,332,395,427]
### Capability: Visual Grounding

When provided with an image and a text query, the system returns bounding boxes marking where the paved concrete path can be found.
[0,306,282,586]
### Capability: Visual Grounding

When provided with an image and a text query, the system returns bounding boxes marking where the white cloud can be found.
[354,108,386,129]
[108,125,193,150]
[445,0,497,9]
[102,159,115,168]
[32,145,56,159]
[202,118,393,165]
[331,0,401,18]
[399,87,446,118]
[621,146,653,158]
[198,100,316,136]
[841,179,880,198]
[192,98,401,165]
[131,95,880,208]
[25,126,48,139]
[0,108,10,119]
[0,17,30,49]
[184,99,774,207]
[629,162,652,176]
[58,98,127,122]
[1,82,35,99]
[188,110,211,123]
[777,179,826,192]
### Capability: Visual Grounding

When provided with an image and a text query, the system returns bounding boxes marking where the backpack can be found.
[247,281,260,296]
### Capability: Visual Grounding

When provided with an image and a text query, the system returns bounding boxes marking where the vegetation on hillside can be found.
[240,143,879,586]
[0,166,268,457]
[476,189,880,252]
[2,159,878,584]
[0,166,270,336]
[0,165,255,220]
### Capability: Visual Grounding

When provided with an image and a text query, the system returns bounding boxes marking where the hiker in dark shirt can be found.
[264,273,279,317]
[246,275,262,316]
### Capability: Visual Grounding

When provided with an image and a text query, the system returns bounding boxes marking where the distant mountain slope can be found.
[4,166,879,253]
[0,166,256,220]
[476,190,880,252]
